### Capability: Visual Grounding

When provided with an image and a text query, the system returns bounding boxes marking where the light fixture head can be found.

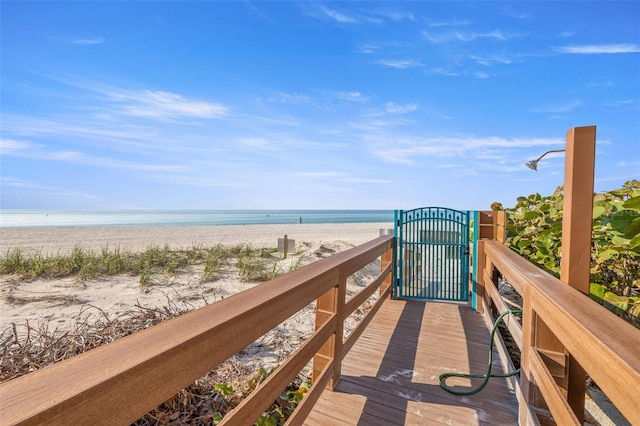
[525,149,565,171]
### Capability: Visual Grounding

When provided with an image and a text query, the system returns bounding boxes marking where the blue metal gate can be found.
[394,207,471,301]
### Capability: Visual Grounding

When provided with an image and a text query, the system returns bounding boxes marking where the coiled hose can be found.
[438,309,522,396]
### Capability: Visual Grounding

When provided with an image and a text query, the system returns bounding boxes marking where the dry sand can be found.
[0,223,392,368]
[0,222,394,255]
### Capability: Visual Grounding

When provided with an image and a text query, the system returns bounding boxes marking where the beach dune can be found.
[0,222,393,334]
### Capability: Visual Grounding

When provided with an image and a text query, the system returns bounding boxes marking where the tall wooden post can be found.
[561,126,596,293]
[560,125,596,422]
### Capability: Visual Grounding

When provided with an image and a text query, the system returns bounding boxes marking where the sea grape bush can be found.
[503,180,640,326]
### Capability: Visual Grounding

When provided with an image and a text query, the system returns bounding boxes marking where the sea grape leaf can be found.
[611,210,640,233]
[602,292,629,314]
[592,204,607,219]
[623,217,640,239]
[589,283,606,301]
[622,195,640,209]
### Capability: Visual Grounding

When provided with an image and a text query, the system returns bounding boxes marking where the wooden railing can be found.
[477,239,640,425]
[0,235,394,426]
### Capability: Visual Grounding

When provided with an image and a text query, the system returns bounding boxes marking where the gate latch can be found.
[464,245,470,255]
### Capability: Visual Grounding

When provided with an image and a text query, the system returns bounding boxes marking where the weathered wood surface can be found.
[305,300,519,425]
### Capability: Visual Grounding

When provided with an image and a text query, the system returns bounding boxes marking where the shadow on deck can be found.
[305,299,519,425]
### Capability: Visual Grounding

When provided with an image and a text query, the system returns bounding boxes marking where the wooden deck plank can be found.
[304,299,519,425]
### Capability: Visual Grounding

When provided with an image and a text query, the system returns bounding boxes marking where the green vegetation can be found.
[504,179,640,326]
[209,367,312,425]
[0,243,292,286]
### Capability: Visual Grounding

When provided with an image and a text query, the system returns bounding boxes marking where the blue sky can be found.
[1,1,639,211]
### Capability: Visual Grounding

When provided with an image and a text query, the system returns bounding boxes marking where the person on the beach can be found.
[298,216,302,224]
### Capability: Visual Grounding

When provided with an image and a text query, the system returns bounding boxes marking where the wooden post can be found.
[560,126,596,294]
[283,235,288,259]
[560,125,596,423]
[475,240,487,313]
[312,268,346,390]
[380,246,393,299]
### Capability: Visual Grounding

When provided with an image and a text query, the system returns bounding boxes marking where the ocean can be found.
[0,210,394,228]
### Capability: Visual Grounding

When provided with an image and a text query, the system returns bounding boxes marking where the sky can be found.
[1,1,639,211]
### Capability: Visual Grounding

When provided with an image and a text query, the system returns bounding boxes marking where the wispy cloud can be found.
[368,135,564,164]
[1,138,185,171]
[531,101,582,113]
[236,137,279,150]
[425,19,470,27]
[501,7,530,19]
[470,54,518,66]
[376,59,423,69]
[0,138,35,154]
[263,92,311,104]
[335,91,370,102]
[423,29,520,44]
[554,44,640,54]
[368,9,415,22]
[108,89,229,120]
[0,176,102,203]
[384,102,417,115]
[603,99,638,108]
[617,161,640,167]
[288,171,391,184]
[556,31,575,38]
[66,35,104,45]
[305,4,360,24]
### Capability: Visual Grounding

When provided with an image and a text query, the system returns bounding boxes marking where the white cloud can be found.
[556,31,575,38]
[335,91,370,102]
[470,54,518,66]
[425,19,470,27]
[265,92,311,104]
[236,137,278,150]
[384,102,417,115]
[0,138,35,154]
[315,5,359,24]
[554,44,640,54]
[531,102,582,113]
[109,89,229,120]
[0,177,102,201]
[1,137,184,171]
[423,29,518,44]
[369,135,564,164]
[368,9,415,22]
[603,99,638,108]
[616,161,640,167]
[66,35,104,45]
[376,59,423,69]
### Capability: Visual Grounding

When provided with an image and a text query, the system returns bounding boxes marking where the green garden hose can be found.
[438,309,522,396]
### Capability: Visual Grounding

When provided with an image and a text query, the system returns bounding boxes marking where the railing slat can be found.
[344,261,391,318]
[529,349,579,425]
[220,315,337,425]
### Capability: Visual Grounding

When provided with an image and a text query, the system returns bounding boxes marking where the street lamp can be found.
[525,149,566,171]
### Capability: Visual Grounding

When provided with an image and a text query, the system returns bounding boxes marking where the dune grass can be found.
[0,244,288,285]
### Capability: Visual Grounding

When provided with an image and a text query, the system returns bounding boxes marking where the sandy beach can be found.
[0,222,392,349]
[0,222,393,255]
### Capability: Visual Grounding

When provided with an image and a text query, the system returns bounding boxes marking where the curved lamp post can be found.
[525,149,566,171]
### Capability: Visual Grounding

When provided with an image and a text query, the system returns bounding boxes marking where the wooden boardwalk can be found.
[305,299,519,425]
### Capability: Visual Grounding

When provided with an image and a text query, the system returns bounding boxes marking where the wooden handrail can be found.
[478,240,640,425]
[0,235,394,426]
